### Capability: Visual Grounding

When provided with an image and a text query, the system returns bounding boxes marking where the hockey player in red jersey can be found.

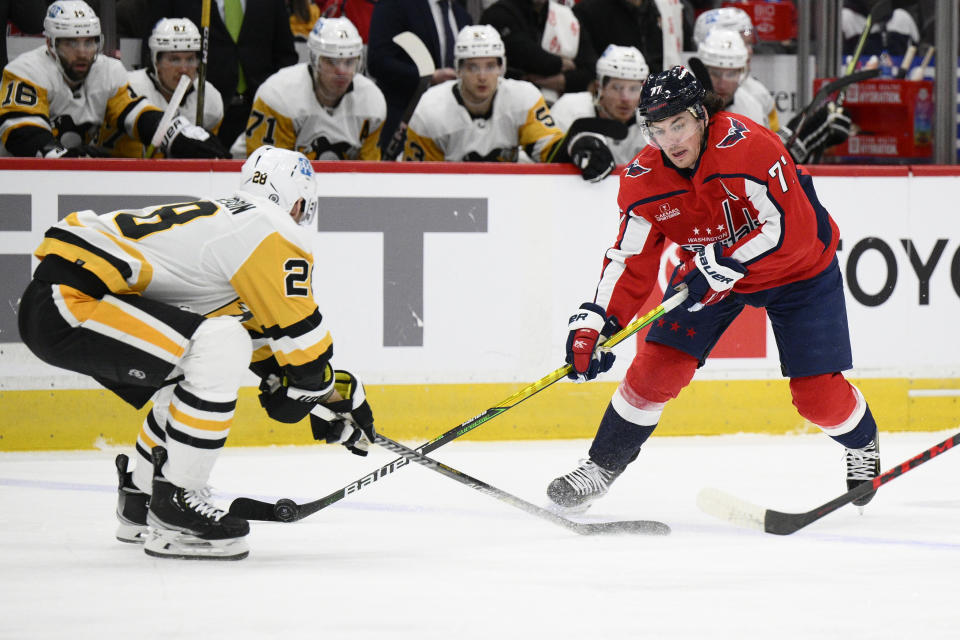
[547,66,881,512]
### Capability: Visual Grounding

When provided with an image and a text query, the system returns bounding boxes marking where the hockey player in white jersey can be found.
[97,17,224,157]
[0,1,227,158]
[693,7,778,130]
[403,25,563,163]
[18,147,376,560]
[695,29,767,126]
[549,45,649,181]
[239,16,385,160]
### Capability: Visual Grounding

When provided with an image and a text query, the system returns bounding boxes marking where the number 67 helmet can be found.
[238,146,320,227]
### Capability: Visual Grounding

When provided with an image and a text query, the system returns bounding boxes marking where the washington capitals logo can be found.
[716,117,750,148]
[625,159,651,178]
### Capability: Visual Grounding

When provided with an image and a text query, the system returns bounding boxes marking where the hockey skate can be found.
[845,434,881,508]
[144,447,250,561]
[547,459,623,513]
[115,453,149,543]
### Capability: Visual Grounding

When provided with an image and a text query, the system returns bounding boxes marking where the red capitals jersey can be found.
[596,111,839,326]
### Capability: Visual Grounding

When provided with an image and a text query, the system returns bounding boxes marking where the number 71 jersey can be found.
[34,194,319,336]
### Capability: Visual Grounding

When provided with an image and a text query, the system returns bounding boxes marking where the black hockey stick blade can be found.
[697,430,960,535]
[373,433,670,536]
[686,56,713,93]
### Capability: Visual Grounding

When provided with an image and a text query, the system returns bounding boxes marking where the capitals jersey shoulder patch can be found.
[625,159,652,178]
[716,116,750,149]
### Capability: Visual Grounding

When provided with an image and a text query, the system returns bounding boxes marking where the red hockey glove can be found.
[670,244,747,312]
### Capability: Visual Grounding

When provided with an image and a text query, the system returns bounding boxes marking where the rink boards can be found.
[0,160,957,450]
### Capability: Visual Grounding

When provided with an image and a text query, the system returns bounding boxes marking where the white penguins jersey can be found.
[0,45,159,156]
[725,85,767,130]
[243,63,386,160]
[96,68,224,158]
[741,75,778,131]
[404,78,563,162]
[549,91,649,165]
[34,194,331,375]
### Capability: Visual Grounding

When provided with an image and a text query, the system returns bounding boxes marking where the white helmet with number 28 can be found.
[238,146,320,227]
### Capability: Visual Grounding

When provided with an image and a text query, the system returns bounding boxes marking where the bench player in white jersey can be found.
[238,16,385,160]
[550,45,649,181]
[693,7,851,164]
[403,25,563,164]
[0,1,226,158]
[693,7,778,131]
[97,18,224,158]
[18,147,376,560]
[695,29,767,127]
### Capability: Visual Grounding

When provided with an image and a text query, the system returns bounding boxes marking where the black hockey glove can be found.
[567,131,616,183]
[309,370,376,457]
[565,302,621,382]
[782,104,852,164]
[159,115,229,159]
[40,142,109,158]
[258,373,332,424]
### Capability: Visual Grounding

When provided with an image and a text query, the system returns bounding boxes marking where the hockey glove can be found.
[567,132,616,183]
[669,244,747,312]
[41,142,109,158]
[782,103,852,164]
[258,373,332,424]
[159,115,229,159]
[310,370,376,457]
[565,302,621,382]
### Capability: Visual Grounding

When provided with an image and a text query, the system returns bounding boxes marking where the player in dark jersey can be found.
[547,66,881,513]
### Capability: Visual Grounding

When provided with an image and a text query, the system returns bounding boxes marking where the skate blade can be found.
[116,523,149,544]
[144,528,249,561]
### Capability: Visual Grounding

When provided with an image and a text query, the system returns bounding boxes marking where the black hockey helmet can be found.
[637,65,706,122]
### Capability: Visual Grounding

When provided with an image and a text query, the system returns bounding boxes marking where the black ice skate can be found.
[845,435,881,508]
[547,458,623,513]
[144,447,250,561]
[115,453,149,543]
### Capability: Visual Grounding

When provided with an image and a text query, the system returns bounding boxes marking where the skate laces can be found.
[845,440,879,481]
[183,487,226,522]
[563,459,616,496]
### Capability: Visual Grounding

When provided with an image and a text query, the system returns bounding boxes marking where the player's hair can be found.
[702,91,727,117]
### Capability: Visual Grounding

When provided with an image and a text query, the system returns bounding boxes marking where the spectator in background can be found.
[150,0,298,147]
[573,0,669,75]
[97,18,224,157]
[403,24,563,163]
[319,0,378,42]
[693,6,778,131]
[550,44,649,180]
[367,0,472,153]
[1,0,47,71]
[842,0,919,58]
[288,0,322,40]
[238,16,385,159]
[1,1,226,158]
[480,0,596,100]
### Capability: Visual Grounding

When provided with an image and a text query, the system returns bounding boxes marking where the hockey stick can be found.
[195,0,211,126]
[146,74,192,157]
[782,68,880,150]
[697,430,960,535]
[229,287,689,522]
[374,432,669,535]
[545,117,629,163]
[381,31,435,161]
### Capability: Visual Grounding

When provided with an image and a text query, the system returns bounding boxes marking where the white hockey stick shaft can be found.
[148,74,192,154]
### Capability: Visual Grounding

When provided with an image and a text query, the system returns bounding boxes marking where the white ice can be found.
[2,431,958,640]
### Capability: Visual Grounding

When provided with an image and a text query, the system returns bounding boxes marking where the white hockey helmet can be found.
[44,1,102,48]
[693,7,756,46]
[149,18,201,70]
[596,45,649,84]
[308,16,364,68]
[697,29,749,70]
[238,146,320,227]
[454,25,506,70]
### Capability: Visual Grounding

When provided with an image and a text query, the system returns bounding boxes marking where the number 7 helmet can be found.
[238,146,320,227]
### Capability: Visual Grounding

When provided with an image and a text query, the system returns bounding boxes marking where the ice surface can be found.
[1,432,958,639]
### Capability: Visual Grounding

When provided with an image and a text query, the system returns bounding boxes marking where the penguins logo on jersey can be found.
[625,159,651,178]
[716,117,750,149]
